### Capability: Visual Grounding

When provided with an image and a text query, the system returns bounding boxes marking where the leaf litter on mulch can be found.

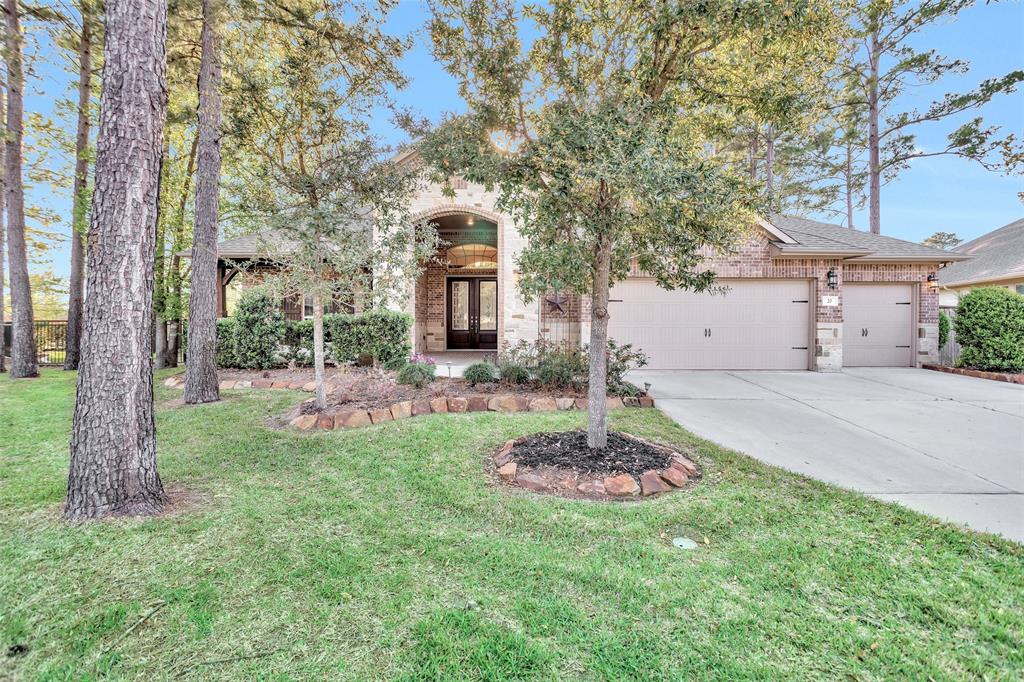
[510,431,672,477]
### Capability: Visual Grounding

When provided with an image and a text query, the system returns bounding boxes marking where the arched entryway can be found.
[413,210,501,353]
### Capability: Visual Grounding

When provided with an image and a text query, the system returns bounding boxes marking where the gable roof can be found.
[765,214,970,263]
[938,218,1024,287]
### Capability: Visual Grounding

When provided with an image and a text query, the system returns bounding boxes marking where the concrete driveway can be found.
[630,367,1024,542]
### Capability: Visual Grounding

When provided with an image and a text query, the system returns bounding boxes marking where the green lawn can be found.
[1,370,1020,680]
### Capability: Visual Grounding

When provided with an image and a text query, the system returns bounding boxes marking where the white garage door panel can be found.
[607,279,810,370]
[843,284,914,367]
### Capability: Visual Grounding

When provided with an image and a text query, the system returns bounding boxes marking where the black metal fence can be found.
[2,320,68,366]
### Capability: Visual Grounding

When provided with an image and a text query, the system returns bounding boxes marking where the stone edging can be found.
[288,394,655,431]
[922,364,1024,385]
[160,373,656,431]
[492,433,700,499]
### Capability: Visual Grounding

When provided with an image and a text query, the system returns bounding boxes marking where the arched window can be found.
[446,243,498,269]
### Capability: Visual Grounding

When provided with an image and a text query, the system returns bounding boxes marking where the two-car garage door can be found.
[607,279,811,370]
[606,279,916,370]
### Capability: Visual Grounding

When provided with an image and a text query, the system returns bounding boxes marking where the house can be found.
[203,150,969,371]
[937,218,1024,307]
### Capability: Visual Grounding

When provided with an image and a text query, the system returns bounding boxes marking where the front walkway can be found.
[629,367,1024,542]
[429,351,498,378]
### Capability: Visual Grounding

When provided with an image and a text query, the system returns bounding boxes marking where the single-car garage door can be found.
[843,283,914,367]
[607,279,811,370]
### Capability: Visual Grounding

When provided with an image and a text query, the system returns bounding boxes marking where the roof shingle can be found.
[938,218,1024,286]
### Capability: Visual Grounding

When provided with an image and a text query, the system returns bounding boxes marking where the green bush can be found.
[534,344,586,388]
[499,363,531,385]
[330,309,412,368]
[605,339,649,396]
[463,362,498,386]
[938,310,950,350]
[397,361,436,388]
[215,318,238,368]
[232,290,284,369]
[281,319,315,367]
[954,287,1024,373]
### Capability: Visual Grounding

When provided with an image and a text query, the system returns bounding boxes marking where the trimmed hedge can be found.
[938,310,950,350]
[281,319,315,367]
[954,287,1024,373]
[232,291,284,369]
[329,309,412,368]
[215,319,238,368]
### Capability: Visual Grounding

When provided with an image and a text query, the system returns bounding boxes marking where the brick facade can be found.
[389,168,941,370]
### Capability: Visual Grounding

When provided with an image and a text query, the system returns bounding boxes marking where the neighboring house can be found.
[199,150,968,371]
[937,218,1024,307]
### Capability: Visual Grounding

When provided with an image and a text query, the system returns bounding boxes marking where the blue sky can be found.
[23,0,1024,281]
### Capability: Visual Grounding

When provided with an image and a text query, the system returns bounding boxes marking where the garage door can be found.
[607,279,811,370]
[843,283,914,367]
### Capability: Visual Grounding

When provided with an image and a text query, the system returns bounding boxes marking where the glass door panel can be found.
[479,280,497,331]
[451,281,469,331]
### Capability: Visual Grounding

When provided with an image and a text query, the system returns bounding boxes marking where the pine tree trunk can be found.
[312,293,327,410]
[867,30,881,235]
[586,236,612,450]
[153,137,170,368]
[845,140,855,229]
[764,127,775,196]
[64,10,93,371]
[4,0,37,379]
[163,135,198,368]
[184,0,222,405]
[0,63,6,373]
[66,0,169,520]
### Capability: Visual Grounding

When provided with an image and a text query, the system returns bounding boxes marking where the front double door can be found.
[447,278,497,350]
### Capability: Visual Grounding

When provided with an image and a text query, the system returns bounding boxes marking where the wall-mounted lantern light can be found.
[827,268,838,290]
[927,273,938,291]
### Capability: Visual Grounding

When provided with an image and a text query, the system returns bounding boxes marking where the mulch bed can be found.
[922,364,1024,385]
[493,430,700,501]
[510,431,672,477]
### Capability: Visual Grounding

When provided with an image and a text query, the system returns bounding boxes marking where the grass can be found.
[1,370,1021,680]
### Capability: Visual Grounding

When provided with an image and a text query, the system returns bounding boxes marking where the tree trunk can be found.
[64,9,93,371]
[845,139,855,229]
[586,236,612,450]
[163,135,198,368]
[154,140,169,368]
[312,293,327,410]
[748,135,758,183]
[764,126,775,196]
[66,0,169,520]
[867,30,881,235]
[184,0,222,405]
[0,63,7,373]
[3,0,37,379]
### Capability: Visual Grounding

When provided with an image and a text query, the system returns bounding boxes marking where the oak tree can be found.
[423,0,840,448]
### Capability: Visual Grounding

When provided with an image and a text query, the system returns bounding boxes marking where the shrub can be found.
[954,288,1024,372]
[330,309,412,368]
[281,319,315,367]
[232,290,284,369]
[605,339,649,396]
[499,363,531,385]
[215,318,238,368]
[463,361,498,386]
[938,310,950,350]
[534,344,586,388]
[397,361,436,388]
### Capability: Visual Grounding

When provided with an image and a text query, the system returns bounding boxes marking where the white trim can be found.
[757,217,798,244]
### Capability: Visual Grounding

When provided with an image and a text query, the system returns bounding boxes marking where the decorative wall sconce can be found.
[827,268,838,290]
[927,273,938,291]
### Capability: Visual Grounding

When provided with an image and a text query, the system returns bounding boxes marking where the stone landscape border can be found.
[491,433,700,500]
[922,364,1024,385]
[160,373,656,431]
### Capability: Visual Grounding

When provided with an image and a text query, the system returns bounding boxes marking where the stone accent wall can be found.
[386,166,943,369]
